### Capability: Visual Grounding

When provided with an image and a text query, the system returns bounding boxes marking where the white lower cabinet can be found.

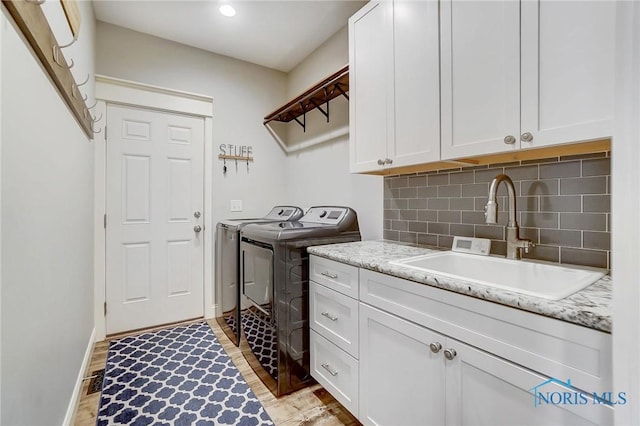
[310,330,359,415]
[309,257,613,425]
[359,303,445,426]
[309,256,360,416]
[359,303,612,426]
[446,338,611,426]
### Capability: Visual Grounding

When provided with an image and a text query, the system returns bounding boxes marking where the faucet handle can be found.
[523,240,535,254]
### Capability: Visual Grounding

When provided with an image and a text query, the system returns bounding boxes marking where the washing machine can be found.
[239,206,360,396]
[215,206,303,345]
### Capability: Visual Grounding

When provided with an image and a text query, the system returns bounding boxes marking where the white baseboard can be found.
[62,327,96,426]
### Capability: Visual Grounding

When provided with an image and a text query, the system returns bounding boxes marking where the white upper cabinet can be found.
[441,0,615,160]
[349,1,440,173]
[349,2,393,173]
[440,0,520,159]
[520,1,615,149]
[391,0,441,168]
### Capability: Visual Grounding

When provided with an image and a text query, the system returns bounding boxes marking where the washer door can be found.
[241,240,274,315]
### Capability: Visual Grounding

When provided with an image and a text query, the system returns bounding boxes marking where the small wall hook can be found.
[58,35,78,50]
[87,99,98,110]
[72,84,87,101]
[52,45,74,69]
[92,112,103,123]
[77,74,90,87]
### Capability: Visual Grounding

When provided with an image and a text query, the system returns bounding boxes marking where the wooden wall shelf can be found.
[264,65,349,130]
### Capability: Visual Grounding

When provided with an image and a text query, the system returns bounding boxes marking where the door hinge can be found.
[104,302,107,316]
[103,214,107,229]
[104,126,107,141]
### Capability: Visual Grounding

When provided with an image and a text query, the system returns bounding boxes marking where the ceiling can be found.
[93,0,367,72]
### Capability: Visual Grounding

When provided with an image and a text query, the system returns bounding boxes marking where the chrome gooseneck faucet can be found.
[485,174,534,260]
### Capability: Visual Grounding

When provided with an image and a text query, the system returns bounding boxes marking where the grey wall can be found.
[384,153,611,268]
[1,1,96,424]
[96,21,289,226]
[96,21,383,241]
[284,25,383,240]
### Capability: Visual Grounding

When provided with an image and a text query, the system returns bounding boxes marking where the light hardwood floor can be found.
[72,319,359,425]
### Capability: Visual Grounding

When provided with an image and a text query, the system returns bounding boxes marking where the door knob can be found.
[385,158,393,165]
[194,225,202,233]
[377,159,385,166]
[504,135,516,145]
[194,211,201,219]
[429,342,442,353]
[521,132,534,142]
[444,348,457,360]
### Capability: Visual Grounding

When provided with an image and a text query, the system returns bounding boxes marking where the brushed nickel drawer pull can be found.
[321,363,338,376]
[320,271,338,279]
[321,312,338,321]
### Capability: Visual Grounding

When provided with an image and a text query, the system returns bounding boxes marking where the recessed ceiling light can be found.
[219,4,236,17]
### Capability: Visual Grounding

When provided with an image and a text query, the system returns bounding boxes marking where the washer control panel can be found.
[301,207,348,224]
[451,236,491,256]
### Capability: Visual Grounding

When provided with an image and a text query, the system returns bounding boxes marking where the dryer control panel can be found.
[300,207,348,224]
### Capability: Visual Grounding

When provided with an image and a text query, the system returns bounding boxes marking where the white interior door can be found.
[106,104,205,334]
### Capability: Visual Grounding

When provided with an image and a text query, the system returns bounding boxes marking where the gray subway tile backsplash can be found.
[540,229,582,247]
[559,213,607,231]
[583,231,611,250]
[438,184,462,197]
[539,161,581,178]
[582,158,611,176]
[582,195,610,213]
[560,247,608,269]
[521,179,559,196]
[539,195,581,212]
[560,176,607,195]
[383,155,611,268]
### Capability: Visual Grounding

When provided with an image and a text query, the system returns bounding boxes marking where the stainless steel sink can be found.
[389,251,605,300]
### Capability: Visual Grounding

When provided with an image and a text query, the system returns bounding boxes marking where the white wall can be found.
[95,21,289,227]
[0,1,96,423]
[284,25,383,240]
[613,2,640,424]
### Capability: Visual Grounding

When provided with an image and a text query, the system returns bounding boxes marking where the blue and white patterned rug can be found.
[96,321,274,426]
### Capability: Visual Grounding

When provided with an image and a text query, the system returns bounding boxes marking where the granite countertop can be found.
[307,240,612,333]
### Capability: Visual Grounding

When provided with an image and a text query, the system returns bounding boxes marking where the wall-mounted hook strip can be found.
[52,44,74,69]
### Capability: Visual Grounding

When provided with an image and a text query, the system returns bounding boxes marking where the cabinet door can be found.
[444,339,613,426]
[520,1,615,148]
[440,0,520,159]
[391,0,440,167]
[349,2,394,173]
[359,303,446,426]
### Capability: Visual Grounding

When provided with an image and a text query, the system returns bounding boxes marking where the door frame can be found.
[93,75,214,341]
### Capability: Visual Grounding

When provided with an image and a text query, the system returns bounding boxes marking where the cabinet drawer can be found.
[310,330,359,417]
[310,281,359,358]
[310,255,359,298]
